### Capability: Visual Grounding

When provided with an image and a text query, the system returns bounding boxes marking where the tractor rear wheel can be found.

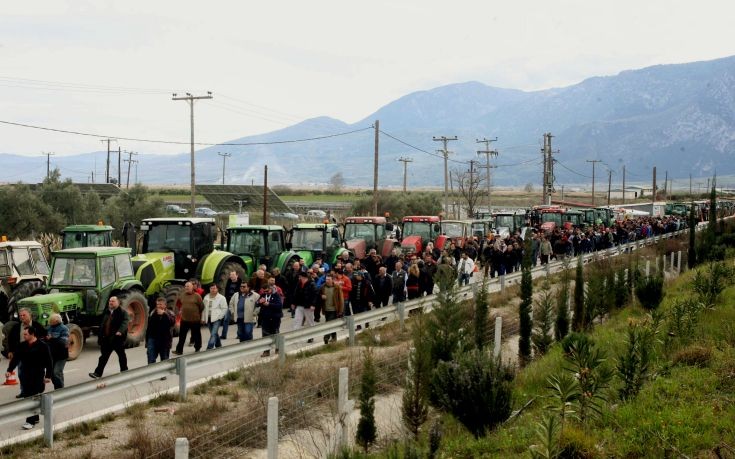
[218,261,245,293]
[120,291,148,348]
[7,280,44,321]
[164,284,184,337]
[67,324,84,361]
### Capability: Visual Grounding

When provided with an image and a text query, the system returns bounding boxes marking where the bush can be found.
[560,333,614,422]
[532,280,555,356]
[634,275,664,310]
[616,319,654,401]
[430,349,514,437]
[667,298,703,341]
[672,345,712,367]
[691,262,734,306]
[356,349,377,453]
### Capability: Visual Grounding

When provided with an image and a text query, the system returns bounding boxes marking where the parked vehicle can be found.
[287,223,348,267]
[343,216,399,259]
[194,207,217,217]
[493,211,527,239]
[165,204,188,215]
[270,211,300,221]
[16,247,147,359]
[400,216,441,255]
[224,225,298,276]
[306,209,327,219]
[437,220,472,250]
[0,239,50,323]
[61,224,114,249]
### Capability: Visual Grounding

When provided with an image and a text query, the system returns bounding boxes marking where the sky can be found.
[2,0,735,159]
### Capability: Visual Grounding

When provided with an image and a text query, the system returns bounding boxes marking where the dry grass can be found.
[673,344,713,367]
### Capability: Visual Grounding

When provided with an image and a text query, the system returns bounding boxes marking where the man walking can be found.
[228,282,260,341]
[291,271,317,333]
[221,270,241,340]
[457,252,475,286]
[46,313,69,389]
[146,297,175,363]
[203,283,228,350]
[259,280,284,357]
[6,326,52,429]
[89,296,129,379]
[173,282,204,355]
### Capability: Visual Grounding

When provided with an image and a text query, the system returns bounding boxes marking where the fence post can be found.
[41,393,53,448]
[662,254,666,272]
[500,275,506,292]
[645,260,650,278]
[277,334,286,365]
[493,316,503,360]
[338,367,353,450]
[267,396,279,459]
[175,438,189,459]
[396,302,406,331]
[346,316,356,346]
[176,357,187,401]
[670,251,675,272]
[545,262,550,277]
[677,250,682,274]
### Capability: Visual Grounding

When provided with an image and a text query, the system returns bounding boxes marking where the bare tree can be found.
[329,172,345,192]
[453,167,484,218]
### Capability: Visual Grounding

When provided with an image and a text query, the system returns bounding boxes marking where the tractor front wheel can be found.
[120,291,148,348]
[67,324,84,361]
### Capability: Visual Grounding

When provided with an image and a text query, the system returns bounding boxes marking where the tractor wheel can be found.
[218,261,245,293]
[164,284,184,337]
[120,291,148,348]
[7,280,44,320]
[67,324,84,361]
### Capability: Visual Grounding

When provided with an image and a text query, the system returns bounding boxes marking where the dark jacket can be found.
[349,279,375,313]
[291,277,317,308]
[372,273,392,305]
[97,306,129,345]
[146,309,175,348]
[2,320,47,358]
[7,339,52,396]
[258,288,284,319]
[224,277,242,303]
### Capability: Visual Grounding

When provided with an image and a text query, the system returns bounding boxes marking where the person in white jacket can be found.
[456,251,475,286]
[203,283,229,350]
[228,282,261,342]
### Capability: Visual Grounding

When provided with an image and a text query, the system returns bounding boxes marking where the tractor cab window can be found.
[230,231,266,257]
[12,248,34,276]
[268,232,283,256]
[441,222,464,238]
[30,248,49,275]
[403,222,432,240]
[100,256,115,287]
[63,233,85,249]
[115,254,133,278]
[328,227,341,248]
[494,215,514,229]
[87,232,109,247]
[344,223,375,243]
[51,258,96,287]
[192,224,214,259]
[146,224,191,253]
[0,250,10,277]
[292,229,324,251]
[375,225,386,241]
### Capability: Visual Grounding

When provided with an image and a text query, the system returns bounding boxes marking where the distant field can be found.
[278,194,360,202]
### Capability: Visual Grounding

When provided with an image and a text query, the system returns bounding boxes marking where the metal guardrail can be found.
[0,229,689,447]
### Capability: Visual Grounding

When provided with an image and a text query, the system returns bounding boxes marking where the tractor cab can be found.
[436,220,471,250]
[343,216,399,259]
[225,225,296,276]
[61,224,114,249]
[0,240,49,323]
[288,223,346,268]
[400,216,441,255]
[562,210,584,229]
[493,211,526,239]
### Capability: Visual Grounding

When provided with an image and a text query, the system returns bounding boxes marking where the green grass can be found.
[278,194,360,202]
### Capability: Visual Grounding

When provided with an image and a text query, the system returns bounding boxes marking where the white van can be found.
[306,209,327,219]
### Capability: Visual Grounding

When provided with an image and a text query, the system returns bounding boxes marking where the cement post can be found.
[670,251,675,272]
[646,260,650,278]
[500,275,506,292]
[545,262,550,277]
[41,393,53,448]
[662,254,666,272]
[338,367,350,449]
[346,316,356,346]
[267,397,279,459]
[175,437,189,459]
[493,316,503,360]
[277,334,286,366]
[396,302,406,331]
[176,357,187,401]
[677,250,682,274]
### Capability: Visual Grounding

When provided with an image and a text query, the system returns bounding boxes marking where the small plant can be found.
[614,267,630,309]
[560,333,614,422]
[529,414,562,459]
[555,269,570,342]
[356,348,377,453]
[672,345,712,367]
[430,349,514,437]
[545,372,580,426]
[402,318,431,437]
[519,236,534,365]
[691,262,734,306]
[584,267,608,327]
[667,298,703,341]
[572,256,585,332]
[473,275,490,350]
[532,280,555,356]
[616,319,654,401]
[428,418,443,459]
[635,275,664,310]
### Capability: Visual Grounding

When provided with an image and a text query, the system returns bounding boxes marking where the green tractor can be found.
[224,225,298,277]
[0,240,50,323]
[131,217,245,310]
[15,247,147,360]
[287,223,348,268]
[61,224,114,249]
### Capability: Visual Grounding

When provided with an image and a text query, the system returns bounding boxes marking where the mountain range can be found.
[3,55,735,188]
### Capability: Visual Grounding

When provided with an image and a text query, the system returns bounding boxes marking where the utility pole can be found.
[263,165,268,225]
[397,156,413,192]
[218,152,231,185]
[41,152,55,179]
[433,135,458,217]
[123,151,138,189]
[372,120,379,216]
[100,138,117,183]
[117,146,122,186]
[607,169,613,205]
[586,159,602,206]
[134,160,139,184]
[689,174,692,198]
[541,133,557,205]
[622,165,626,204]
[652,166,657,205]
[663,170,668,201]
[173,91,213,215]
[476,137,498,210]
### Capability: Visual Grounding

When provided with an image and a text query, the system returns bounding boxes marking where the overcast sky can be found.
[2,0,734,158]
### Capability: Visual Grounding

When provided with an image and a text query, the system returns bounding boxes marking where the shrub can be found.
[519,237,534,365]
[560,333,614,422]
[555,269,570,342]
[667,298,703,341]
[616,319,654,401]
[356,349,377,453]
[532,280,555,356]
[402,317,431,438]
[430,349,514,437]
[691,262,734,306]
[672,345,712,367]
[572,256,585,332]
[473,276,490,350]
[635,275,664,310]
[557,425,599,459]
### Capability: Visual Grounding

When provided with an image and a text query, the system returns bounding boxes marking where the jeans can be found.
[52,359,66,389]
[237,320,254,341]
[146,338,171,363]
[207,320,223,349]
[220,309,231,339]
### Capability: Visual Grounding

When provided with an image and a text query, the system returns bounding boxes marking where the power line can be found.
[378,129,468,164]
[555,159,592,179]
[0,119,373,146]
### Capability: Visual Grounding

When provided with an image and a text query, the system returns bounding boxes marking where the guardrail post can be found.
[545,262,550,277]
[396,302,406,331]
[267,396,279,459]
[277,335,286,366]
[662,254,666,272]
[677,250,682,274]
[670,252,675,272]
[175,437,189,459]
[346,316,356,346]
[338,367,353,449]
[176,357,187,400]
[41,393,53,448]
[493,316,503,360]
[645,260,650,278]
[500,275,506,292]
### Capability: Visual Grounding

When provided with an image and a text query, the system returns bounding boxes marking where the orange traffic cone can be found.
[3,371,18,385]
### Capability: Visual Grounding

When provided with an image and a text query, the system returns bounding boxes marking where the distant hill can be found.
[3,55,735,187]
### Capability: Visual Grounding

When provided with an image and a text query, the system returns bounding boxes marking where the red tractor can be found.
[343,216,400,259]
[436,220,472,250]
[400,216,442,255]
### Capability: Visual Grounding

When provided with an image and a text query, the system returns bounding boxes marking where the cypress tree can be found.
[688,203,697,269]
[356,349,377,453]
[555,268,570,341]
[572,254,586,332]
[519,236,533,365]
[474,276,490,350]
